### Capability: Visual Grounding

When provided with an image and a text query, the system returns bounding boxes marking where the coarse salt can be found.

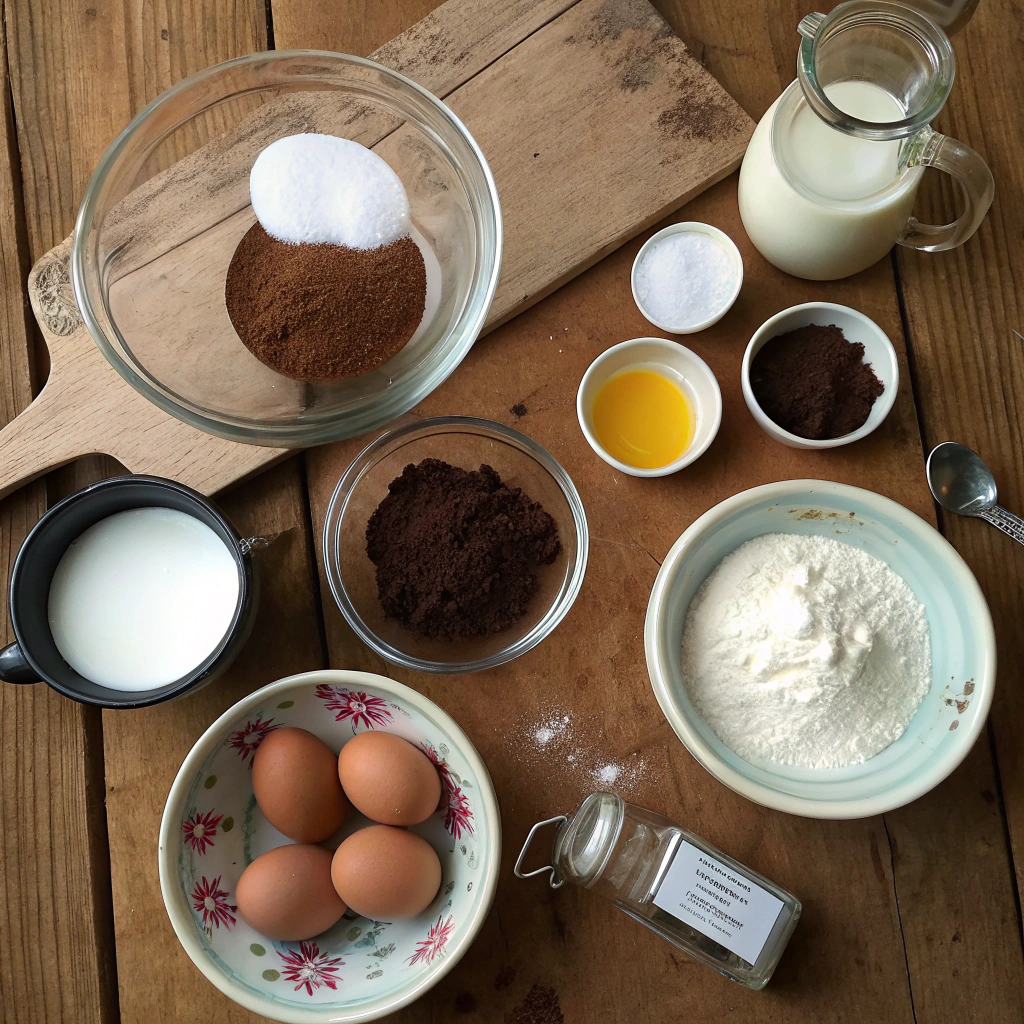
[635,230,737,329]
[250,133,411,249]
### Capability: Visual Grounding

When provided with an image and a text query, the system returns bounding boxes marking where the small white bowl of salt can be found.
[631,222,743,334]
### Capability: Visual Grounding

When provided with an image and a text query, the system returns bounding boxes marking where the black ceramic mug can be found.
[0,475,258,708]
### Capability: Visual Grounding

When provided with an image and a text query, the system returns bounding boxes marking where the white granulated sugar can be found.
[532,714,569,747]
[504,706,651,792]
[681,533,931,769]
[250,133,411,248]
[635,231,736,328]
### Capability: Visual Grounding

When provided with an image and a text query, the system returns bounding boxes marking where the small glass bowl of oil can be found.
[576,337,722,477]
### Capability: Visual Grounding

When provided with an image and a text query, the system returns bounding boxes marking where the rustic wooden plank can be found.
[295,2,1022,1021]
[415,0,752,327]
[2,0,750,503]
[303,177,928,1022]
[45,8,327,1024]
[278,0,577,86]
[6,0,133,496]
[0,14,116,1024]
[273,0,441,55]
[890,0,1024,1007]
[0,8,318,1024]
[103,459,326,1024]
[651,6,1024,1022]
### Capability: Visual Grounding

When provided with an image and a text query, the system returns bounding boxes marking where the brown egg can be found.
[331,825,441,919]
[252,727,348,842]
[236,844,347,940]
[338,732,442,826]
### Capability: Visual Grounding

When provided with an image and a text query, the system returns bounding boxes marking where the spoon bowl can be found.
[926,441,997,516]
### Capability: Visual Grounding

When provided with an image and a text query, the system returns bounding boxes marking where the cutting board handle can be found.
[0,380,95,500]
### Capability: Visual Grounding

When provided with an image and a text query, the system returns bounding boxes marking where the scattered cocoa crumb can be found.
[506,984,564,1024]
[657,89,736,141]
[510,403,528,418]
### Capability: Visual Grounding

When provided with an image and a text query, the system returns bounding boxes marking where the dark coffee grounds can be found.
[750,323,885,440]
[505,985,564,1024]
[225,222,426,382]
[366,459,561,642]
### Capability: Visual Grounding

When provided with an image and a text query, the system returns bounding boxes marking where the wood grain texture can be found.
[2,0,750,503]
[103,459,326,1024]
[0,4,279,1024]
[304,178,929,1022]
[2,2,1021,1023]
[272,0,441,54]
[295,1,1021,1021]
[0,13,115,1024]
[893,0,1024,993]
[648,9,1024,1022]
[430,0,752,326]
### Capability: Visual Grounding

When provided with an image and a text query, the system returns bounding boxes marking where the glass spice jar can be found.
[514,792,801,989]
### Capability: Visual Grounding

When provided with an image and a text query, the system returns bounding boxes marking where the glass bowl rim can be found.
[323,415,590,674]
[71,49,503,447]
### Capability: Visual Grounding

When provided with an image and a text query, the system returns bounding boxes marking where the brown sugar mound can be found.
[365,459,562,642]
[225,222,426,382]
[749,323,885,440]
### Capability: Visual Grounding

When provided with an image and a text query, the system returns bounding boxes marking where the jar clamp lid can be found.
[514,792,626,889]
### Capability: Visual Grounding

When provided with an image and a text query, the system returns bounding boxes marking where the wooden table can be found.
[2,2,1023,1022]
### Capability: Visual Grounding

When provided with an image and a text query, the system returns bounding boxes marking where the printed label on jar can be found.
[652,840,783,965]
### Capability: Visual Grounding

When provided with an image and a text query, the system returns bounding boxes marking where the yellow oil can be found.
[591,369,694,469]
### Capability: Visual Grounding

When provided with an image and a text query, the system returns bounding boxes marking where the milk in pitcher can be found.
[739,80,923,280]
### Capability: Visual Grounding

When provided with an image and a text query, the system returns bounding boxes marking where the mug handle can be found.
[898,127,995,252]
[0,641,41,683]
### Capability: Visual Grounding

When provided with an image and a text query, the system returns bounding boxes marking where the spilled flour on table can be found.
[505,705,650,792]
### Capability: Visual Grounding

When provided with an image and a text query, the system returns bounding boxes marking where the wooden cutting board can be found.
[0,0,752,501]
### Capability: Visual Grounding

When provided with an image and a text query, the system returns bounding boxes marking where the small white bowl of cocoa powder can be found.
[741,302,899,450]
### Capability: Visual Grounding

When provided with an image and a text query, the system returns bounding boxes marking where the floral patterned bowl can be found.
[158,670,500,1022]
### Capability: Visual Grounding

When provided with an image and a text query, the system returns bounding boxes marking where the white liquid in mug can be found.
[48,507,240,691]
[738,80,924,280]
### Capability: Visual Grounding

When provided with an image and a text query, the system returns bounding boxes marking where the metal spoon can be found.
[926,441,1024,546]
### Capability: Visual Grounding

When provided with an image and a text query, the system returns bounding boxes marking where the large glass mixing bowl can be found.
[72,51,502,446]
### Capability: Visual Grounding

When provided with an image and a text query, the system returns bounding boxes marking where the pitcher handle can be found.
[898,127,994,252]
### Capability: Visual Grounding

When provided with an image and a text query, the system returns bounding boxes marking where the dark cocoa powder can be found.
[505,985,564,1024]
[365,459,561,642]
[225,222,426,382]
[749,323,885,440]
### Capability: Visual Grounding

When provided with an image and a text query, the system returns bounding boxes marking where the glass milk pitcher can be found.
[738,1,993,281]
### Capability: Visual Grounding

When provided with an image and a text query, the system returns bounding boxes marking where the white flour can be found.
[681,533,931,769]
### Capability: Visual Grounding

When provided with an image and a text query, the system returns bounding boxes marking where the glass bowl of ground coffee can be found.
[741,303,899,449]
[323,416,589,673]
[73,51,501,446]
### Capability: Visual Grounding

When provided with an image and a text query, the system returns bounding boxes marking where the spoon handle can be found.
[979,505,1024,546]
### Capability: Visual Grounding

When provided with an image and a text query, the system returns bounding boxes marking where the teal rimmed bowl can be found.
[158,670,500,1022]
[645,480,995,819]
